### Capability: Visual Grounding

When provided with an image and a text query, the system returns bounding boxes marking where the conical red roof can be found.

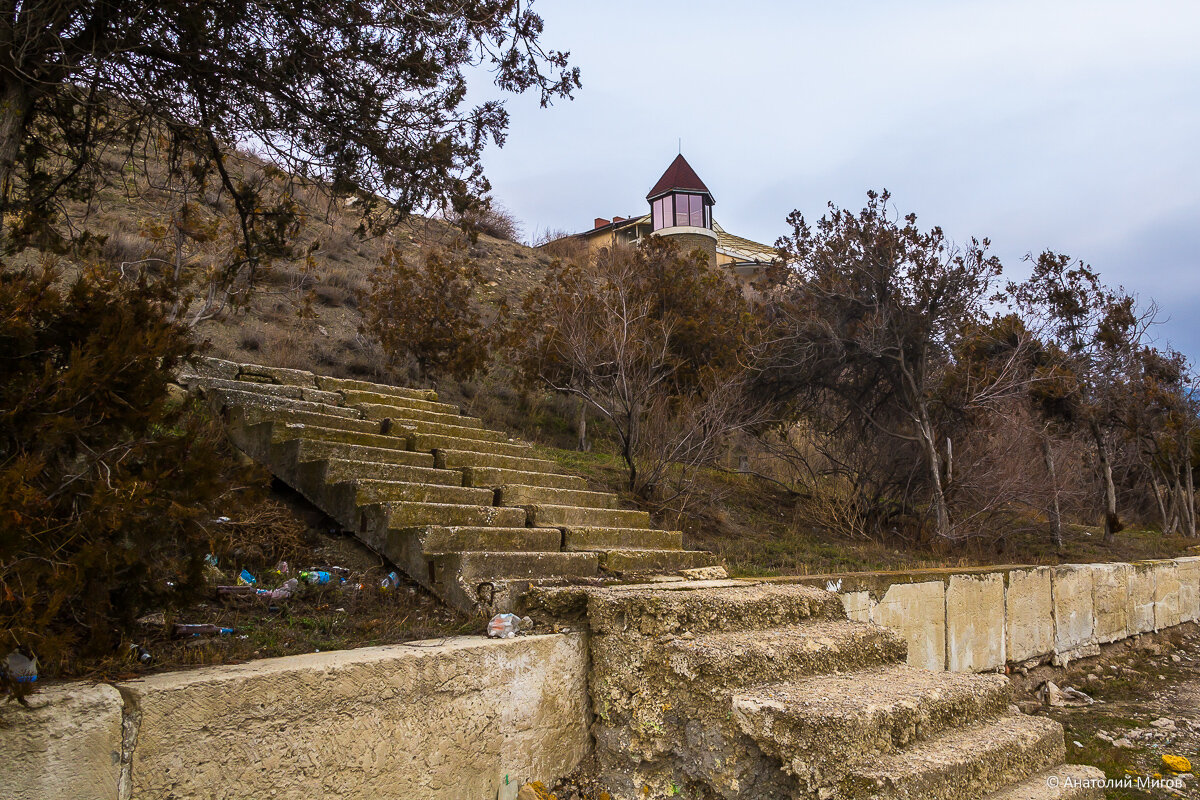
[646,154,714,204]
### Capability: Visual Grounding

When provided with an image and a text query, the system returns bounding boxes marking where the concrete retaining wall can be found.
[808,557,1200,672]
[0,633,590,800]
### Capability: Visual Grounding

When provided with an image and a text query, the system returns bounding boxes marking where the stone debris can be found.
[1036,680,1095,707]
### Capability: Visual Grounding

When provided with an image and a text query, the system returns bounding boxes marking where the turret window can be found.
[651,192,711,231]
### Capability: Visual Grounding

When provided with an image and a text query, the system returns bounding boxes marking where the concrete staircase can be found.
[179,358,719,612]
[526,579,1106,800]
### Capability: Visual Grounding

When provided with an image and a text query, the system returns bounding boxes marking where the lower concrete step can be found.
[395,526,562,554]
[598,549,720,573]
[563,527,683,551]
[733,666,1012,793]
[275,438,435,469]
[656,621,907,689]
[983,765,1106,800]
[524,504,651,529]
[432,551,602,614]
[359,501,527,539]
[585,582,847,636]
[408,432,532,457]
[340,388,462,415]
[496,484,619,510]
[435,448,562,474]
[323,480,496,530]
[358,401,486,430]
[314,374,438,402]
[461,466,586,491]
[300,458,462,487]
[838,713,1065,800]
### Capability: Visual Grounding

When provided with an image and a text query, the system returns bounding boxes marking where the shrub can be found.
[0,262,256,680]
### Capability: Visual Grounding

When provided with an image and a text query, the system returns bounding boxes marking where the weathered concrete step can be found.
[314,375,438,402]
[343,479,493,508]
[269,422,415,452]
[234,363,319,387]
[432,550,603,614]
[276,438,435,470]
[340,388,461,415]
[360,501,527,537]
[462,466,585,490]
[182,374,342,406]
[207,386,363,420]
[585,582,846,636]
[496,484,619,510]
[436,448,561,474]
[524,504,651,530]
[656,621,907,689]
[409,432,531,458]
[358,401,485,429]
[733,666,1012,792]
[563,527,683,551]
[396,419,510,444]
[838,713,1065,800]
[231,403,407,439]
[392,526,562,554]
[983,765,1106,800]
[597,549,721,573]
[299,458,462,487]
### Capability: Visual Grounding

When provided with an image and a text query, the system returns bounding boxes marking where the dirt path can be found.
[1015,623,1200,799]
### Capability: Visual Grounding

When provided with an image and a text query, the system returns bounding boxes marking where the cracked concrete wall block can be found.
[946,573,1005,672]
[1127,562,1157,634]
[1052,565,1095,653]
[840,590,872,623]
[1090,563,1130,643]
[119,634,590,800]
[1153,560,1182,630]
[1005,567,1054,663]
[0,683,124,800]
[1177,557,1200,623]
[871,580,946,671]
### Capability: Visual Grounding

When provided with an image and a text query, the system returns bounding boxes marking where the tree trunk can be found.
[1152,474,1170,533]
[1186,448,1196,537]
[1090,420,1122,544]
[576,397,590,452]
[915,406,951,539]
[0,79,34,243]
[1041,433,1063,549]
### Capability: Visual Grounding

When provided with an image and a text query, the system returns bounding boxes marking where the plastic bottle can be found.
[300,570,333,585]
[486,614,535,639]
[237,569,257,586]
[2,651,37,683]
[172,624,235,637]
[257,578,299,601]
[379,571,401,591]
[129,644,152,664]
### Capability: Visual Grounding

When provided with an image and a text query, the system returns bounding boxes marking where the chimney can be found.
[612,216,626,223]
[594,217,610,229]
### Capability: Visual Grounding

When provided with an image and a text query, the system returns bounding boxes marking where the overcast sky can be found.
[476,0,1200,357]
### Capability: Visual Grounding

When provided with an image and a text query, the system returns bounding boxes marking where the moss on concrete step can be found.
[232,403,407,439]
[597,549,720,574]
[523,504,651,530]
[314,375,438,402]
[347,479,494,508]
[357,401,485,429]
[269,422,414,451]
[435,448,561,474]
[496,485,619,510]
[461,466,585,490]
[982,766,1105,800]
[585,581,846,636]
[235,363,317,387]
[563,527,683,551]
[839,713,1065,800]
[339,388,461,415]
[360,500,527,537]
[732,666,1012,793]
